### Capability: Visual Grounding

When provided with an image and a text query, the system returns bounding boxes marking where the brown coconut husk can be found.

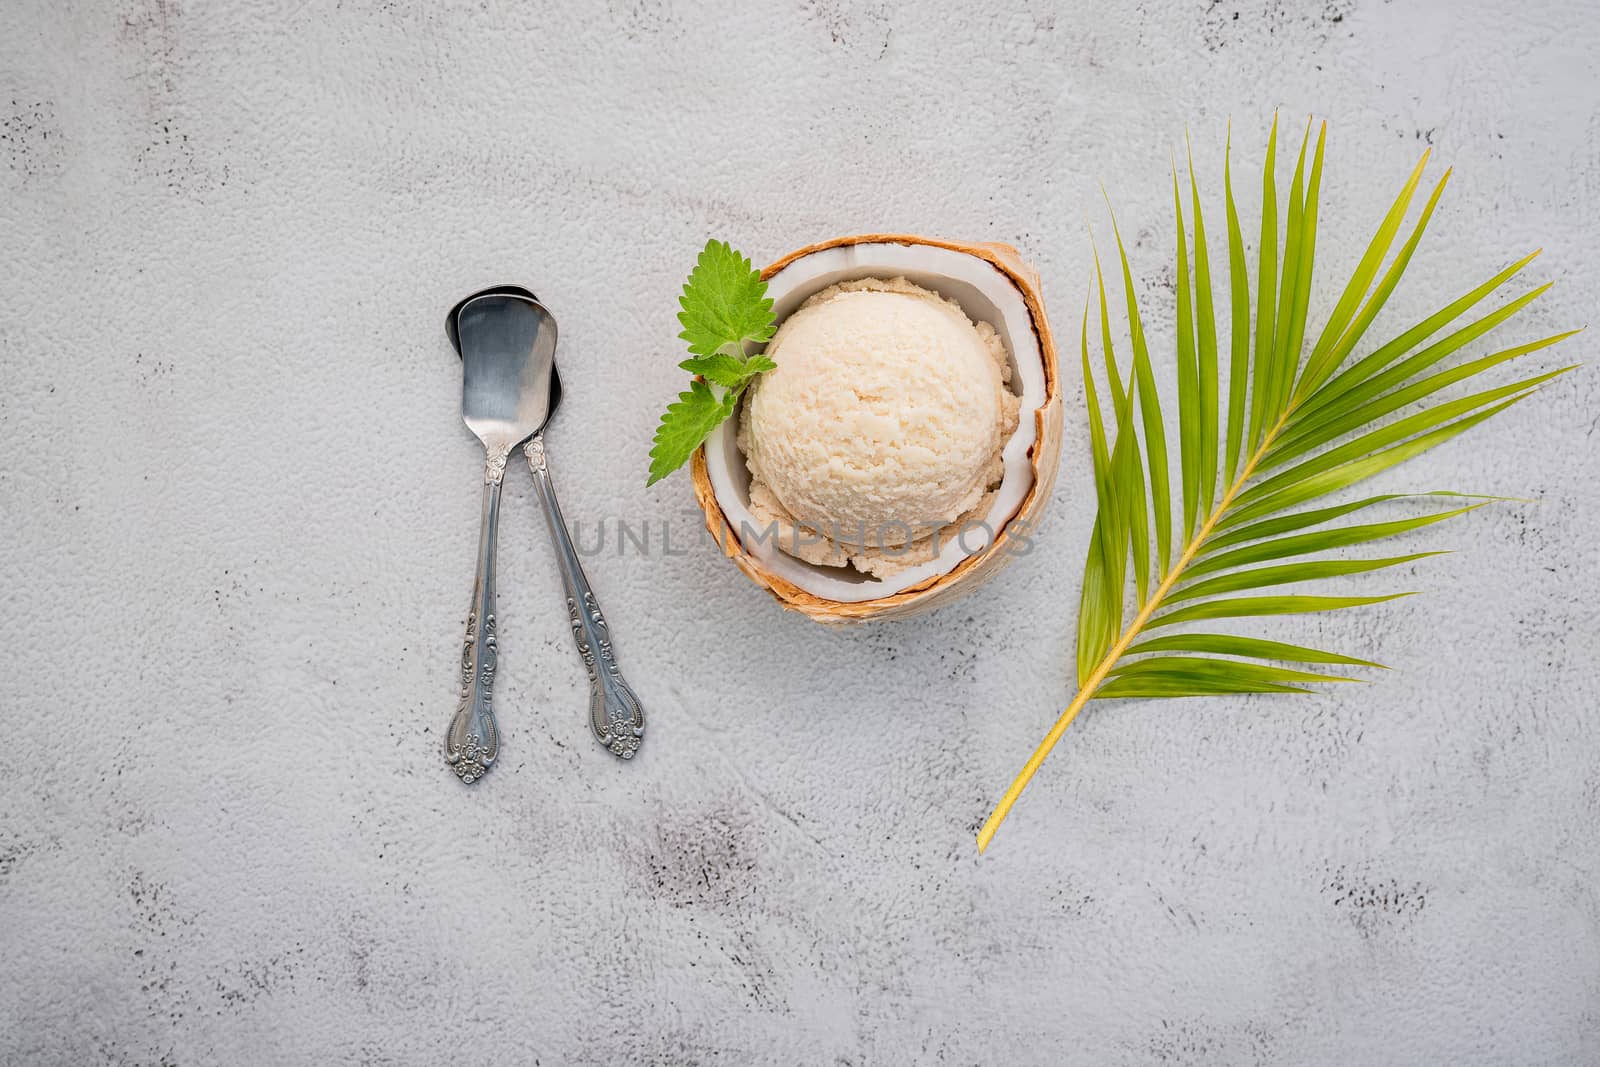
[690,233,1064,623]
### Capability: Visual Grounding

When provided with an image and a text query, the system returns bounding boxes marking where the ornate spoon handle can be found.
[525,434,645,759]
[444,457,507,782]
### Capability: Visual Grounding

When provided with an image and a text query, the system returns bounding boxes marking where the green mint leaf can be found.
[678,353,754,389]
[742,354,778,376]
[679,352,780,390]
[647,379,735,486]
[677,239,776,357]
[648,240,779,485]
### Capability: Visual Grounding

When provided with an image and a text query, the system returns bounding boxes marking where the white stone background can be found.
[2,0,1598,1063]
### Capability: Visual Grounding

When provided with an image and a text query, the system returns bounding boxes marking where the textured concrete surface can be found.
[2,1,1598,1063]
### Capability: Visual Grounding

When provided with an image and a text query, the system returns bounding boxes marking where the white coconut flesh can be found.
[703,241,1048,604]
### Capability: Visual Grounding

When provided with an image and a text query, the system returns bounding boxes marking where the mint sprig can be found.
[647,240,778,485]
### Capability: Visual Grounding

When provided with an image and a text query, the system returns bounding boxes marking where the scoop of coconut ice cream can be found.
[739,277,1015,553]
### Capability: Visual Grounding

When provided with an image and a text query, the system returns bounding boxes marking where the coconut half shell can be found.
[691,234,1064,623]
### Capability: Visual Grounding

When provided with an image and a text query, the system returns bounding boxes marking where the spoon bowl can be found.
[446,285,563,414]
[456,293,558,464]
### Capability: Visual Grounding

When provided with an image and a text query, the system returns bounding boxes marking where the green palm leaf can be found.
[1124,633,1385,669]
[977,120,1580,853]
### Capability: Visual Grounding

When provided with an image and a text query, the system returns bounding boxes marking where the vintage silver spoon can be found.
[443,288,556,782]
[517,324,646,762]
